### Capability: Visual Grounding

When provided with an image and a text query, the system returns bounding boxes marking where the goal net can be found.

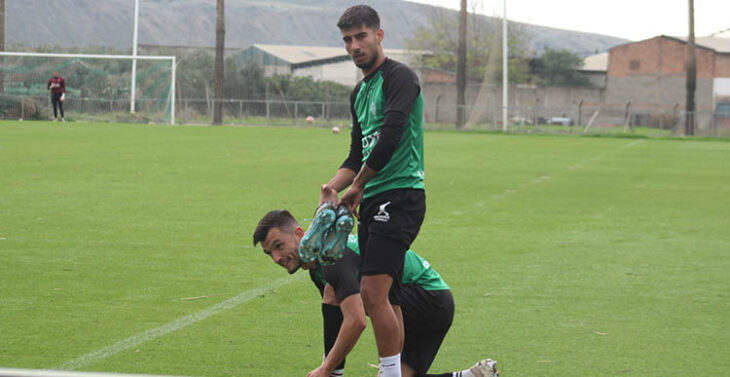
[0,52,176,124]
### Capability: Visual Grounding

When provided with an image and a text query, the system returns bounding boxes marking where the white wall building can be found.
[236,44,429,86]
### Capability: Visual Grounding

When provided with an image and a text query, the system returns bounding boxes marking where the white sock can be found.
[330,368,344,377]
[378,354,401,377]
[453,370,476,377]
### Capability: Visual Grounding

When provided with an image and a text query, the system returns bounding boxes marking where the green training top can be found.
[344,58,425,199]
[349,234,448,291]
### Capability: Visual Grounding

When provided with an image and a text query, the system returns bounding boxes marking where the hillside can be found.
[5,0,627,55]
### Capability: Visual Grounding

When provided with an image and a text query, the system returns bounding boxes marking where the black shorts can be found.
[358,188,426,304]
[401,285,454,374]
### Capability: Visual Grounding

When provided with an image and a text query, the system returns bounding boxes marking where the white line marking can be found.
[622,139,646,149]
[56,274,303,371]
[1,368,186,377]
[470,139,646,210]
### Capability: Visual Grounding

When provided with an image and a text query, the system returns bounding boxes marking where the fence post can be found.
[492,96,497,130]
[578,99,583,127]
[21,97,25,120]
[623,101,634,133]
[321,102,326,124]
[660,111,664,133]
[266,99,270,126]
[294,102,298,126]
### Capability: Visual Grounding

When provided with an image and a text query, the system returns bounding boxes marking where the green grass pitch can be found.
[1,121,728,376]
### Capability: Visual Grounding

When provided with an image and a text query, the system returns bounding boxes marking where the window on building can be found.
[629,60,640,70]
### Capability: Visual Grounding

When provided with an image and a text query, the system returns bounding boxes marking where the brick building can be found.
[606,35,730,114]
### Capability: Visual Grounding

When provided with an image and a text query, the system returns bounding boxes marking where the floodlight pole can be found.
[130,0,140,113]
[502,0,508,132]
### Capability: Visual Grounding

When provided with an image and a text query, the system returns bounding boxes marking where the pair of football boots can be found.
[299,202,354,265]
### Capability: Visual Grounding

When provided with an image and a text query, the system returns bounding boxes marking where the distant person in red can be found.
[47,71,66,122]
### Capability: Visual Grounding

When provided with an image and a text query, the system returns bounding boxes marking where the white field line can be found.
[56,274,303,371]
[0,368,187,377]
[55,140,647,369]
[621,139,646,149]
[461,139,646,214]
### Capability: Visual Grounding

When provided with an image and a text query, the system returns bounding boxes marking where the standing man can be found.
[47,71,66,122]
[320,5,426,377]
[253,209,498,377]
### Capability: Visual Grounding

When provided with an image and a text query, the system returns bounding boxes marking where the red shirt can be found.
[48,77,66,94]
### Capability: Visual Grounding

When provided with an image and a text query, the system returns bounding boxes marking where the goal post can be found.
[0,51,176,124]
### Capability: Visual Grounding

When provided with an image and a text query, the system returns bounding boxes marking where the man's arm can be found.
[320,86,363,205]
[338,164,377,216]
[320,168,356,205]
[308,286,366,377]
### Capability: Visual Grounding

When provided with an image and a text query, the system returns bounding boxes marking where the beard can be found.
[287,259,302,274]
[354,50,379,70]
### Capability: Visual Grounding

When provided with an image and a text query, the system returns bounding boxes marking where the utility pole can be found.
[685,0,696,136]
[456,0,467,129]
[502,0,508,132]
[1,0,6,93]
[213,0,225,125]
[130,0,139,113]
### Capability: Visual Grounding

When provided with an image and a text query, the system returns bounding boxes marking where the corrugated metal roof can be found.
[250,44,429,65]
[581,52,608,72]
[672,35,730,53]
[252,44,345,64]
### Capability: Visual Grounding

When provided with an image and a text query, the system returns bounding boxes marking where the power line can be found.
[708,27,730,37]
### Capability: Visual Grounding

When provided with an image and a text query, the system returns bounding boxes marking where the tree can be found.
[213,0,225,125]
[177,50,214,101]
[223,59,266,100]
[405,4,530,83]
[531,48,590,87]
[686,0,696,135]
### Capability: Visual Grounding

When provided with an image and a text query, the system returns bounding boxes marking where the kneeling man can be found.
[253,209,498,377]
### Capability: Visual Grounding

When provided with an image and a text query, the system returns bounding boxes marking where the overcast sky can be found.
[406,0,729,41]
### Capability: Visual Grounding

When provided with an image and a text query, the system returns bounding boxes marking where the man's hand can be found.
[320,184,339,205]
[306,363,332,377]
[339,183,364,218]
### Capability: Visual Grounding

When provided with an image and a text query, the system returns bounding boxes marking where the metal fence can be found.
[445,102,730,137]
[0,94,172,123]
[2,94,729,138]
[176,98,351,127]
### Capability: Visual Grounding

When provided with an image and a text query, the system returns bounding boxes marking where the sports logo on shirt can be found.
[362,131,380,150]
[373,201,391,222]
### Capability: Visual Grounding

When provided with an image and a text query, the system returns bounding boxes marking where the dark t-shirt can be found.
[308,235,449,302]
[48,77,66,94]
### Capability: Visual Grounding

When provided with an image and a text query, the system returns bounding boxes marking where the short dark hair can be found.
[253,209,299,246]
[337,5,380,30]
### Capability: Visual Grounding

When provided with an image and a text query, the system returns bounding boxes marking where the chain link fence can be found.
[3,93,729,138]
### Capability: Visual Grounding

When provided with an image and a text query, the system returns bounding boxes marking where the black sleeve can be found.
[366,62,421,171]
[321,303,346,370]
[321,248,361,303]
[308,269,326,297]
[340,84,364,173]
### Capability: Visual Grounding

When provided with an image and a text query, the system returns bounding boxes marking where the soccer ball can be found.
[331,126,340,134]
[306,116,314,123]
